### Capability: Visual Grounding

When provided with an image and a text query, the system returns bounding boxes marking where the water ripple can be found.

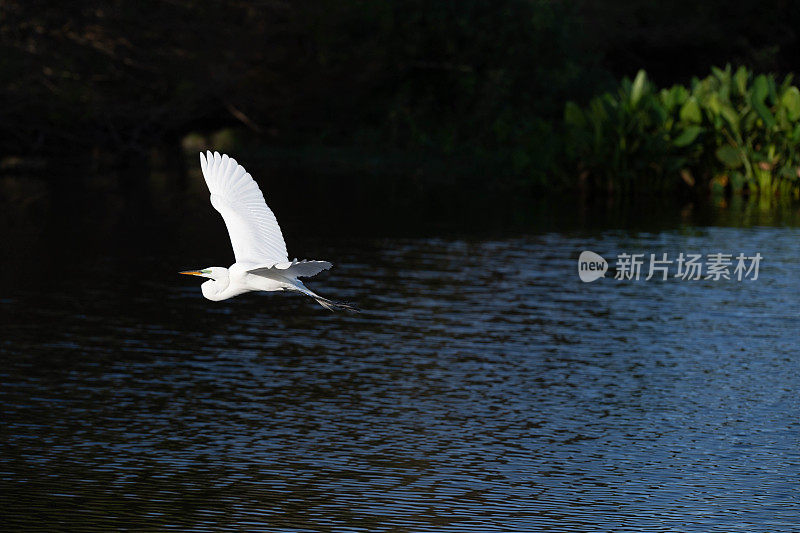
[1,227,799,530]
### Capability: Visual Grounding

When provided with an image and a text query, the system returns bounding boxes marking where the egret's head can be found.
[180,267,231,301]
[179,267,226,280]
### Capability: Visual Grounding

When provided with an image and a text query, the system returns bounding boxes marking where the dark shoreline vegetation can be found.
[3,1,800,203]
[565,66,800,200]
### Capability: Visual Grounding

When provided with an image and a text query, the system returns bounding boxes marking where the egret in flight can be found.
[180,151,356,311]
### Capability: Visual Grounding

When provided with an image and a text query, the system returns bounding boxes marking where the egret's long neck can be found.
[200,271,231,301]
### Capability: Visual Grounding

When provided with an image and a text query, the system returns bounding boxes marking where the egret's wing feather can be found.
[249,259,332,279]
[200,151,288,264]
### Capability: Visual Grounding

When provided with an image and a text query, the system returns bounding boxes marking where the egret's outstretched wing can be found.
[249,259,332,279]
[199,151,288,265]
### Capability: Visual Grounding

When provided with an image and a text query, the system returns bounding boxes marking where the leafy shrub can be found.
[564,66,800,198]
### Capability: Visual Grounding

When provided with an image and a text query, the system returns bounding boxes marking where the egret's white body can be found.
[181,151,355,311]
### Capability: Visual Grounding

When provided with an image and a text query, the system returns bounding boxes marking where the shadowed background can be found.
[2,0,799,196]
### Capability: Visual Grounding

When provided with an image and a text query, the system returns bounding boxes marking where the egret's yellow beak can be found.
[179,270,203,276]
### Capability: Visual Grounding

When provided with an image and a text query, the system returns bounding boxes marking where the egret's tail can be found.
[290,279,359,312]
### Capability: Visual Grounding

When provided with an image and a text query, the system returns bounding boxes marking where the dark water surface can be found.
[1,183,799,531]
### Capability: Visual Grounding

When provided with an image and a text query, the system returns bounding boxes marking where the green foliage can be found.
[564,66,800,198]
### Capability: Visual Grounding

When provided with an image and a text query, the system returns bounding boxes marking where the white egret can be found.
[180,151,356,311]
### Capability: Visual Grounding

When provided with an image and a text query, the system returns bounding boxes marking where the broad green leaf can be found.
[631,70,647,107]
[706,93,721,115]
[734,67,748,96]
[750,75,777,127]
[768,76,778,104]
[752,75,769,103]
[673,126,703,147]
[719,80,730,101]
[680,97,703,124]
[719,104,740,133]
[781,87,800,121]
[715,145,743,168]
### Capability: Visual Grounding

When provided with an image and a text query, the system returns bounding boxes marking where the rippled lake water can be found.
[1,187,799,531]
